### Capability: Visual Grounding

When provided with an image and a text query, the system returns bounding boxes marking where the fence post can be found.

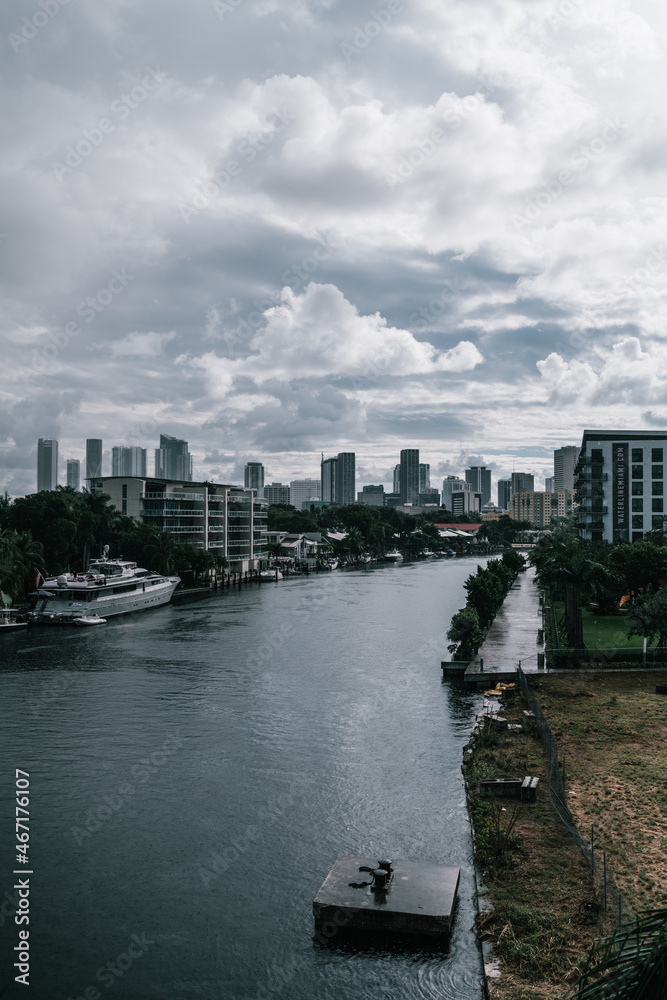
[591,824,595,871]
[603,852,607,912]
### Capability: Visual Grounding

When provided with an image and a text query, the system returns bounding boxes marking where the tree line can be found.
[446,549,527,660]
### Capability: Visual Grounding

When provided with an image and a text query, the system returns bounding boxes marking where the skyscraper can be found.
[497,478,512,511]
[154,434,193,481]
[465,466,491,507]
[86,439,103,480]
[442,475,470,511]
[112,446,147,477]
[511,471,535,494]
[244,462,265,498]
[335,453,356,505]
[66,459,80,491]
[37,438,58,491]
[419,463,430,491]
[321,456,337,503]
[400,449,419,505]
[393,464,401,494]
[290,479,321,509]
[554,446,580,492]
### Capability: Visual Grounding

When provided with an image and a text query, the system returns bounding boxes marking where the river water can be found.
[0,557,487,1000]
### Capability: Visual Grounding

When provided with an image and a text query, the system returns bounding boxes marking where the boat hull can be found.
[32,578,180,623]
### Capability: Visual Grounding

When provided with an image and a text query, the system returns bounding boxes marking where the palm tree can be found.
[574,909,667,999]
[12,531,46,597]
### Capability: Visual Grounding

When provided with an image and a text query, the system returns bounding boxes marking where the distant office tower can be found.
[554,446,580,492]
[450,490,480,515]
[263,483,291,505]
[400,449,419,505]
[335,453,356,505]
[321,456,337,503]
[393,464,401,494]
[66,459,80,491]
[512,490,573,526]
[357,485,385,507]
[442,475,470,511]
[418,488,440,505]
[544,476,554,493]
[511,471,534,494]
[419,463,430,492]
[86,438,103,480]
[497,478,512,511]
[155,434,193,481]
[244,462,265,498]
[37,438,58,491]
[112,446,147,477]
[465,466,491,507]
[290,479,321,509]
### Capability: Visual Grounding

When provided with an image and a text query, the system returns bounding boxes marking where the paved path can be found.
[466,565,542,680]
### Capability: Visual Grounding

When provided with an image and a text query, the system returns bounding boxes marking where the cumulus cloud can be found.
[537,336,665,405]
[109,331,177,357]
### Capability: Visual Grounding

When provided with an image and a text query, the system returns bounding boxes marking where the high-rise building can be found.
[393,464,401,494]
[450,490,480,515]
[37,438,58,491]
[154,434,193,481]
[511,471,534,494]
[554,446,580,492]
[335,453,356,505]
[442,475,470,511]
[400,449,419,505]
[419,463,430,492]
[418,488,440,505]
[512,490,573,526]
[66,459,80,491]
[244,462,265,498]
[497,478,512,511]
[575,430,667,543]
[86,439,102,481]
[290,479,321,509]
[263,483,291,505]
[357,485,385,507]
[544,476,554,492]
[321,456,337,503]
[465,466,491,507]
[112,446,147,477]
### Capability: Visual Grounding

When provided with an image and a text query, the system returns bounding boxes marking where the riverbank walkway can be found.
[464,566,542,687]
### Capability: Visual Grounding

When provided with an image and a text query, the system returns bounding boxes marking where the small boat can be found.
[325,559,338,570]
[259,569,283,581]
[384,550,403,561]
[359,554,372,564]
[0,609,28,633]
[72,614,107,626]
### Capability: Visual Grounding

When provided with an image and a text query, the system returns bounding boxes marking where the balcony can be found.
[578,506,608,516]
[142,492,205,500]
[576,472,608,483]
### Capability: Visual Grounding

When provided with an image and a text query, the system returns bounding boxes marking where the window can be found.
[632,482,644,496]
[122,484,128,498]
[632,515,644,528]
[653,481,664,496]
[632,448,643,462]
[632,531,644,542]
[632,465,644,479]
[591,449,603,462]
[652,448,663,462]
[653,516,666,530]
[652,465,663,479]
[632,498,643,512]
[652,499,664,512]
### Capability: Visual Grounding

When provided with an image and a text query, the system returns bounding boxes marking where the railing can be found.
[141,492,205,500]
[517,666,632,928]
[576,472,609,482]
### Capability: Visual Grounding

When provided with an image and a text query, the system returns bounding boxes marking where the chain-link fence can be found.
[517,666,633,929]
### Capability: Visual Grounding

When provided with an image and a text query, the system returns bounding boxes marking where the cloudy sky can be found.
[2,0,667,497]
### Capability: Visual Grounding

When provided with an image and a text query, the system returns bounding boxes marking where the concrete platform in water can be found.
[313,856,460,937]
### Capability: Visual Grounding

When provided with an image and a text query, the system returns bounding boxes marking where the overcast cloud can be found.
[2,0,667,495]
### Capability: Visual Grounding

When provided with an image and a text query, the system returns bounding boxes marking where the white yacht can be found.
[384,550,403,561]
[31,558,180,624]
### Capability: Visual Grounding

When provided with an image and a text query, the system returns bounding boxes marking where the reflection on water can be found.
[0,558,486,999]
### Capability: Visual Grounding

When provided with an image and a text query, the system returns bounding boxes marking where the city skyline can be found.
[3,3,667,498]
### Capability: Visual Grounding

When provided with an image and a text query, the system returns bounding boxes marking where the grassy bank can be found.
[463,691,598,999]
[529,671,667,915]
